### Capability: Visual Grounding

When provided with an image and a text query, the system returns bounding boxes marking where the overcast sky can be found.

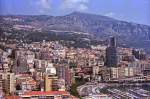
[0,0,150,25]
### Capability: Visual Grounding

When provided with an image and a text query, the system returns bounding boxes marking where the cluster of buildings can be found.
[103,37,150,82]
[0,37,150,98]
[0,41,77,98]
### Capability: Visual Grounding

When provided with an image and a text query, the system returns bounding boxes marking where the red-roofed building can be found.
[21,91,78,99]
[5,95,20,99]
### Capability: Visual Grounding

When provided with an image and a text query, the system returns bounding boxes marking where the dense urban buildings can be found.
[0,35,150,99]
[0,0,150,98]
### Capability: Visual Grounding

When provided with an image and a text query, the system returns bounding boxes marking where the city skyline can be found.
[0,0,150,25]
[0,0,150,98]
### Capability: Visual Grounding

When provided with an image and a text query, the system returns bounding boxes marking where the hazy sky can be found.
[0,0,150,25]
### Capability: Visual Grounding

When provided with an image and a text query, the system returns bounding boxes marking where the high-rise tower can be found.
[110,36,116,47]
[105,37,118,67]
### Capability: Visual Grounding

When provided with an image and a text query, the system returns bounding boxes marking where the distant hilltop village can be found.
[0,36,150,99]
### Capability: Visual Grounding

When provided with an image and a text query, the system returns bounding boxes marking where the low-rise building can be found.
[21,91,78,99]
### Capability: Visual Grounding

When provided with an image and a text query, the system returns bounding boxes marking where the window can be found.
[46,96,54,99]
[0,75,2,79]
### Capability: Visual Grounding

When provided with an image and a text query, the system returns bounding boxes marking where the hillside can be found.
[0,12,150,50]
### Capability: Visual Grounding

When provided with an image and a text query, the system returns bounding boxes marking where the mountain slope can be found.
[1,12,150,50]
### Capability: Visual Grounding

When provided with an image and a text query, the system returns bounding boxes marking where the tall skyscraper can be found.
[105,37,118,67]
[110,36,116,47]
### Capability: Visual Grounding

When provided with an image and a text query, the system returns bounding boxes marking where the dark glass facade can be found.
[106,37,118,67]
